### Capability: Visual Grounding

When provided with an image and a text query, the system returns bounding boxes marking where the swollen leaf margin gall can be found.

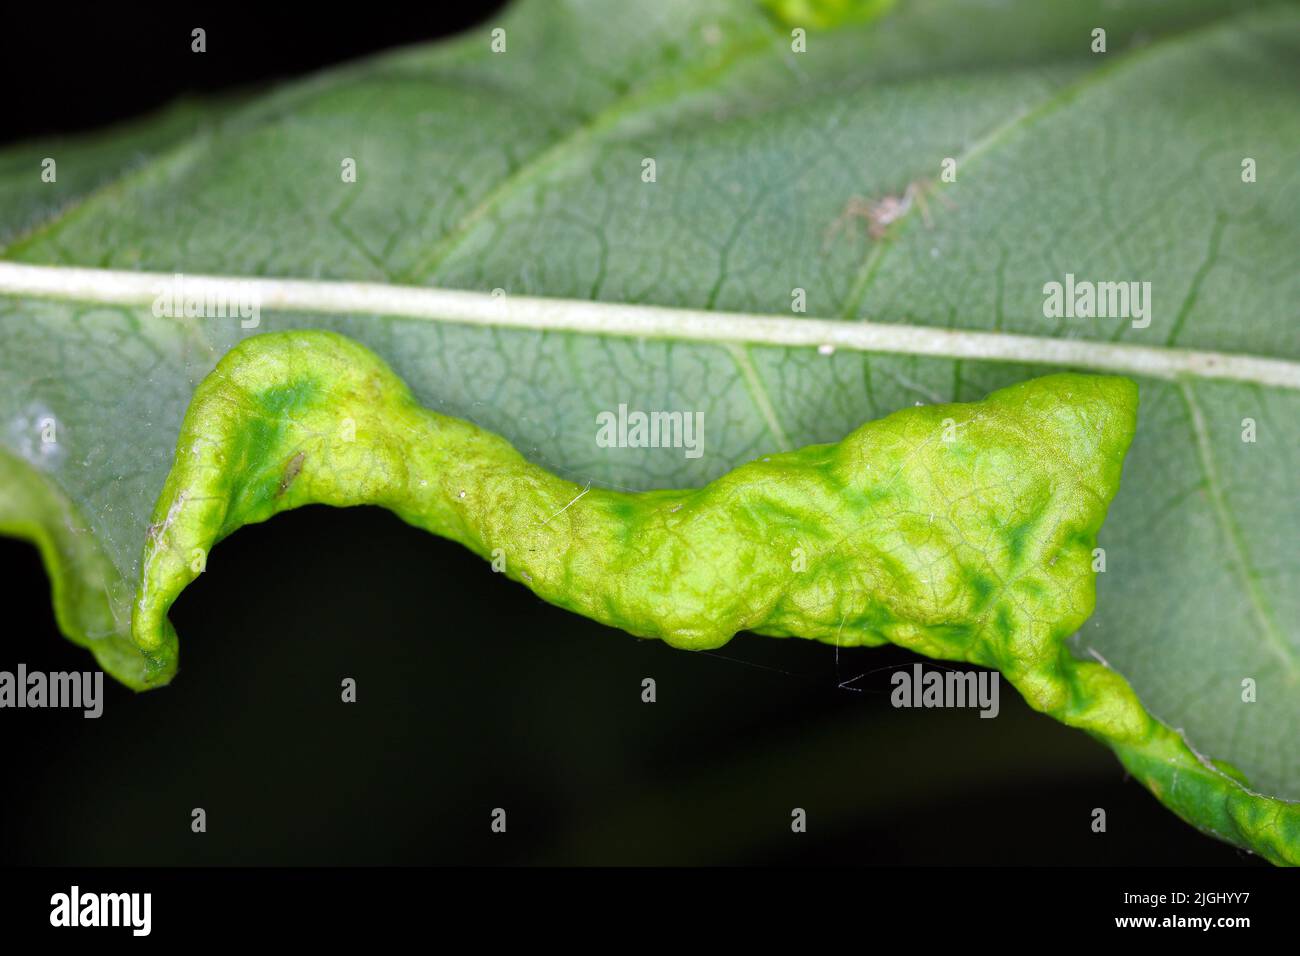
[132,329,1129,685]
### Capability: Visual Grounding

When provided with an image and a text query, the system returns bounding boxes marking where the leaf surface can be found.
[1,0,1297,862]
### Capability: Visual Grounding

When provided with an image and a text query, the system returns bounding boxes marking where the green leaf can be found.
[1,0,1297,863]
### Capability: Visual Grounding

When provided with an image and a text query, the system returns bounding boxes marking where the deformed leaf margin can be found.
[6,327,1294,864]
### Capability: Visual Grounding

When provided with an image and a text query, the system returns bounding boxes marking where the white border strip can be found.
[2,263,1297,390]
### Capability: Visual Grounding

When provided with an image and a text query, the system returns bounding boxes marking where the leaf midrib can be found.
[1,263,1298,392]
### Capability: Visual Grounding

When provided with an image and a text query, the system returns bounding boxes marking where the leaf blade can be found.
[1,0,1296,862]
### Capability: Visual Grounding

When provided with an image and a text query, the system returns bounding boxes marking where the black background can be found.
[0,5,1263,866]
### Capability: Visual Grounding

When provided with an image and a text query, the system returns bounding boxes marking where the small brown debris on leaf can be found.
[277,451,305,497]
